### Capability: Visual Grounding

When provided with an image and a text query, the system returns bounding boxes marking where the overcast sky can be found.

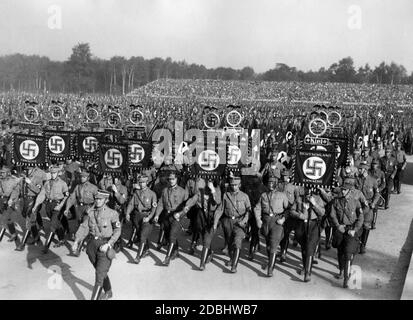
[0,0,412,73]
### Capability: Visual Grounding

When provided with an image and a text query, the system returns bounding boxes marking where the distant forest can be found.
[1,42,412,94]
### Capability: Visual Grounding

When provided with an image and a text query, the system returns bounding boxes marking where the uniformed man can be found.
[64,169,98,255]
[32,166,69,253]
[64,159,80,190]
[213,175,251,273]
[279,169,302,263]
[330,179,364,288]
[72,190,121,300]
[355,162,380,254]
[394,143,407,194]
[0,166,20,243]
[380,148,397,209]
[184,179,221,271]
[254,176,289,277]
[370,158,386,212]
[153,171,189,266]
[11,165,48,251]
[99,174,128,252]
[242,175,267,261]
[125,174,157,264]
[259,150,286,184]
[185,176,206,254]
[291,187,325,282]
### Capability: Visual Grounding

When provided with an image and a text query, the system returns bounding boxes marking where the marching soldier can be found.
[64,159,80,190]
[0,166,20,243]
[184,179,221,271]
[370,158,386,215]
[125,174,157,264]
[99,174,128,252]
[32,166,70,253]
[11,165,48,251]
[279,169,302,262]
[260,151,286,184]
[380,148,397,209]
[330,179,364,288]
[394,143,407,194]
[153,171,189,266]
[291,187,325,282]
[99,175,128,211]
[213,176,251,273]
[254,176,289,277]
[242,175,266,261]
[64,169,98,255]
[355,162,380,254]
[71,190,121,300]
[185,176,205,254]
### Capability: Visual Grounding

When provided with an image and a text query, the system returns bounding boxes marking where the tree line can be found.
[0,43,412,94]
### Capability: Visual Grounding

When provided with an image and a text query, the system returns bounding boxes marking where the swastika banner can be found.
[292,149,337,188]
[96,142,128,176]
[12,133,46,166]
[44,130,73,162]
[122,138,152,170]
[77,131,103,161]
[190,147,225,179]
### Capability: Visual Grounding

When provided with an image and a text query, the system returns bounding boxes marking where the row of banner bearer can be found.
[0,104,408,298]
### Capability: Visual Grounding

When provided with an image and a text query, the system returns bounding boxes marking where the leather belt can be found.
[94,236,111,241]
[46,199,62,203]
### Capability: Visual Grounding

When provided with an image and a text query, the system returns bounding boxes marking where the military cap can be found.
[281,169,291,176]
[229,176,241,184]
[79,169,90,177]
[342,178,355,189]
[359,161,369,169]
[137,174,149,182]
[95,190,110,199]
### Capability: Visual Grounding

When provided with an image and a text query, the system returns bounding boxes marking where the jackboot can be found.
[343,258,351,288]
[359,228,370,254]
[230,248,240,273]
[247,243,257,261]
[43,232,55,254]
[267,252,277,277]
[126,227,137,248]
[371,210,378,230]
[304,255,313,282]
[134,242,146,264]
[15,229,30,251]
[91,284,103,300]
[162,242,174,266]
[199,246,209,271]
[325,226,332,250]
[7,223,18,242]
[156,229,165,251]
[0,227,5,242]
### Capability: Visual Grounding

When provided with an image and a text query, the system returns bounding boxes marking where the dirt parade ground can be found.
[1,156,412,300]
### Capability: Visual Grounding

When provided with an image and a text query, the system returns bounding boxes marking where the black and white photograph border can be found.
[0,0,413,302]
